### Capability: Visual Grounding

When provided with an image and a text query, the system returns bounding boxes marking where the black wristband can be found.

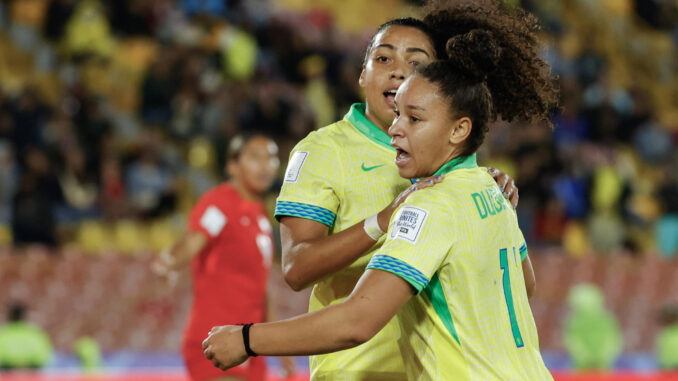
[241,323,258,357]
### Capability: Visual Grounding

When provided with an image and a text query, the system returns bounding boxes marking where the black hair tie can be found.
[241,323,258,357]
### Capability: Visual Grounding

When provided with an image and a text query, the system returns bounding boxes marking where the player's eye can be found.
[394,109,400,117]
[410,116,420,123]
[376,56,389,63]
[410,61,421,67]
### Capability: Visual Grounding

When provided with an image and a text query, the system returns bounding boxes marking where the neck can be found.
[430,151,477,177]
[363,104,391,134]
[431,147,463,175]
[230,179,260,202]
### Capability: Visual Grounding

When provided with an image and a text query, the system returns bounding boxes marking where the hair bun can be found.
[445,29,502,82]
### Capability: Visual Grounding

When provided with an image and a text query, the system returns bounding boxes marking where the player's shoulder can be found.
[436,167,496,199]
[401,185,453,221]
[292,119,354,153]
[446,167,517,222]
[404,167,494,212]
[198,183,236,205]
[446,166,493,187]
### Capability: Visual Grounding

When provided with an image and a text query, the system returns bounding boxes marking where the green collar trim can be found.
[345,103,394,151]
[411,154,477,183]
[433,154,478,176]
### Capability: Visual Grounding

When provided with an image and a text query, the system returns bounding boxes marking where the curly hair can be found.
[422,0,559,124]
[417,0,559,155]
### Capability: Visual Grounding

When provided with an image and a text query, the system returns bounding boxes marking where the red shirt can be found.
[184,182,273,342]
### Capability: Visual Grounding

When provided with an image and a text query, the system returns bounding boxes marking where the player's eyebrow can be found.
[406,104,425,111]
[375,43,396,51]
[374,44,430,57]
[406,47,430,57]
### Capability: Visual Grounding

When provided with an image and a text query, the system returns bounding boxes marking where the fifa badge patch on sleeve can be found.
[390,206,428,244]
[200,206,227,237]
[284,151,308,183]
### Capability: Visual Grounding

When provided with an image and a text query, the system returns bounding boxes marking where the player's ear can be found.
[359,66,366,88]
[449,117,472,145]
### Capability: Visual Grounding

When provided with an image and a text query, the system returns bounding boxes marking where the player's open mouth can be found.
[383,89,397,108]
[395,148,411,167]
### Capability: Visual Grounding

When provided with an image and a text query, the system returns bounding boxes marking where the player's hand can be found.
[377,175,443,231]
[279,356,296,378]
[487,167,519,209]
[202,325,249,371]
[151,250,179,286]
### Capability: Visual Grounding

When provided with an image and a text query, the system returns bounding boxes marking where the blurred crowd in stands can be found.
[0,0,677,257]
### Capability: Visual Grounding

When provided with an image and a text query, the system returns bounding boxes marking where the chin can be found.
[397,167,416,180]
[244,181,269,196]
[253,184,271,194]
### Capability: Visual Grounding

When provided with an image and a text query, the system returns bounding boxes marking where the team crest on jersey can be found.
[390,206,428,244]
[284,151,308,183]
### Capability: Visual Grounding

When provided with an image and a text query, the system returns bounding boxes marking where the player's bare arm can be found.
[152,230,207,275]
[280,176,440,291]
[203,269,413,370]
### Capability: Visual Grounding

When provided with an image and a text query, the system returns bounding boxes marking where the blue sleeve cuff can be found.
[367,254,429,293]
[274,201,336,228]
[519,243,528,261]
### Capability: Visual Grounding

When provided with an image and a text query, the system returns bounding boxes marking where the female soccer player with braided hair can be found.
[204,21,559,381]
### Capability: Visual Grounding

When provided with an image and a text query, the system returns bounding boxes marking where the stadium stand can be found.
[0,250,676,354]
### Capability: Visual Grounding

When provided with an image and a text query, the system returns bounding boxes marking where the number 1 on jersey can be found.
[500,248,524,347]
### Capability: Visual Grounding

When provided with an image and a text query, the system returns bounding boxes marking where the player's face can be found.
[389,75,459,179]
[232,136,280,195]
[359,25,434,131]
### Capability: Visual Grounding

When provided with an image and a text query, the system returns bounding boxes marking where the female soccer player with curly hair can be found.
[270,1,539,379]
[203,6,559,380]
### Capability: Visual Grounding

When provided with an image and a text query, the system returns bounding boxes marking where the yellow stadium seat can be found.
[77,220,112,254]
[591,166,622,213]
[113,220,146,255]
[563,221,590,258]
[147,220,179,254]
[188,137,216,171]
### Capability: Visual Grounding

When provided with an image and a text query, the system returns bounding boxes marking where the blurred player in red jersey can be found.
[154,133,295,381]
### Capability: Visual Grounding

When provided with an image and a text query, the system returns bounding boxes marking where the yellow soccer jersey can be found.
[275,103,411,380]
[367,154,553,381]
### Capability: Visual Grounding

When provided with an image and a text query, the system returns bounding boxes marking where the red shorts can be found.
[183,338,266,381]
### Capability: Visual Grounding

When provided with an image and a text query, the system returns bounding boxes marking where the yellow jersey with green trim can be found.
[367,155,552,381]
[275,103,411,380]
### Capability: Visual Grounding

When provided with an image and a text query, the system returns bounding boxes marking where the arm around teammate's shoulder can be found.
[280,176,441,291]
